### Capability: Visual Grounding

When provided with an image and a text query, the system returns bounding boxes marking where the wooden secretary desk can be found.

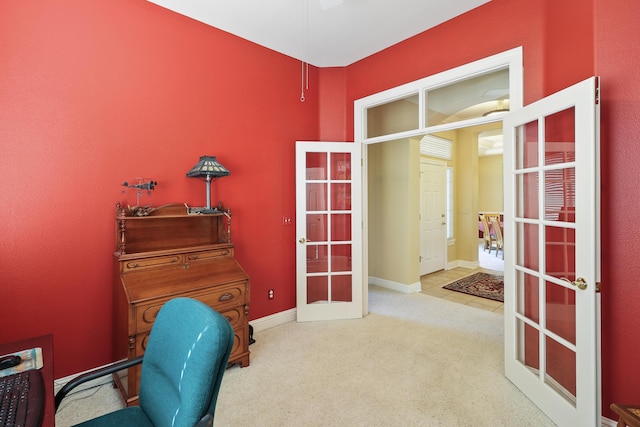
[112,203,250,405]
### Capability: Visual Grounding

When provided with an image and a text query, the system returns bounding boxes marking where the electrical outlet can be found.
[268,289,274,299]
[282,216,293,226]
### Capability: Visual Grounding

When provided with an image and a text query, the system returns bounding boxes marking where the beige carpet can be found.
[56,286,555,426]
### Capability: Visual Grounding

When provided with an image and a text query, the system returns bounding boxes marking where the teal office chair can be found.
[55,297,234,427]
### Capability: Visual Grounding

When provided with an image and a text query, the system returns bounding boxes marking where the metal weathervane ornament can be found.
[121,178,157,206]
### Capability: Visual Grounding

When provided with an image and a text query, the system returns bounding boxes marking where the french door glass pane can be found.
[516,270,540,323]
[331,183,351,210]
[517,318,540,372]
[307,276,328,304]
[545,225,576,280]
[426,68,509,127]
[331,214,351,241]
[545,336,577,405]
[306,214,327,242]
[306,245,328,273]
[331,244,351,272]
[545,167,576,222]
[545,281,576,345]
[516,120,538,169]
[331,153,352,180]
[516,222,539,271]
[516,172,539,219]
[366,94,419,138]
[331,275,352,302]
[306,183,327,210]
[544,108,575,166]
[306,152,327,179]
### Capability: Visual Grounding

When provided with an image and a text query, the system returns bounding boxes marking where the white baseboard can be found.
[54,360,126,393]
[601,416,617,427]
[446,259,478,270]
[368,276,421,293]
[249,308,296,333]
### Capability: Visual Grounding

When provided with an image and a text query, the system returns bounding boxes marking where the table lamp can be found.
[186,155,229,214]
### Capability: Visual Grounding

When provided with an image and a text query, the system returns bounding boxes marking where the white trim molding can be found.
[368,276,421,293]
[249,308,296,333]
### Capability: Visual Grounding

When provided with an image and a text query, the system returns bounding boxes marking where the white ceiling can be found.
[147,0,491,67]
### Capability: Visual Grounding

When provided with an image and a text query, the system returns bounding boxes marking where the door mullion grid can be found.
[327,152,332,303]
[513,124,526,372]
[538,115,547,386]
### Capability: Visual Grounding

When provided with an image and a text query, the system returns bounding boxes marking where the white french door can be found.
[295,141,363,322]
[503,77,600,426]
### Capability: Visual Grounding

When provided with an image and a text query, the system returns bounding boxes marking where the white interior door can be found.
[503,77,600,426]
[295,141,363,322]
[420,158,447,275]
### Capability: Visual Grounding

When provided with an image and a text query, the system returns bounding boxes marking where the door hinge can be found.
[596,281,601,293]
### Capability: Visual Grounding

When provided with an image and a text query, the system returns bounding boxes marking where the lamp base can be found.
[187,206,219,215]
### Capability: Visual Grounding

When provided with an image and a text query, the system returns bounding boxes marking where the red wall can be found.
[318,67,348,141]
[594,0,640,416]
[2,0,638,419]
[0,0,318,377]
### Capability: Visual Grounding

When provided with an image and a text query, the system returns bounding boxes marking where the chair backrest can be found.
[489,216,503,244]
[480,214,493,242]
[139,297,234,427]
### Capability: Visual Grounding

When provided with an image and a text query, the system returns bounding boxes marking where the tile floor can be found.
[421,242,504,314]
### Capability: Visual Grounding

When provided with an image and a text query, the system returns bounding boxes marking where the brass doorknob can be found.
[299,237,306,244]
[561,277,587,290]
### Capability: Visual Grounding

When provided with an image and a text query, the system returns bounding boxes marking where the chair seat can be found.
[74,406,154,427]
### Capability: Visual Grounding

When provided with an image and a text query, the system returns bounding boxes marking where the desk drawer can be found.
[220,306,244,329]
[230,327,245,361]
[132,282,247,334]
[197,282,247,312]
[136,305,163,333]
[123,255,181,272]
[186,248,233,263]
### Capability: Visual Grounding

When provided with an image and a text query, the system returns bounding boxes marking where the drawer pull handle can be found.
[223,250,229,255]
[219,293,233,302]
[190,255,198,260]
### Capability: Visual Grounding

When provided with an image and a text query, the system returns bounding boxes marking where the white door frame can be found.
[355,47,524,303]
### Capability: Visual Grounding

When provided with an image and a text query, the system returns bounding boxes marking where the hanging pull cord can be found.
[300,0,308,102]
[300,61,306,102]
